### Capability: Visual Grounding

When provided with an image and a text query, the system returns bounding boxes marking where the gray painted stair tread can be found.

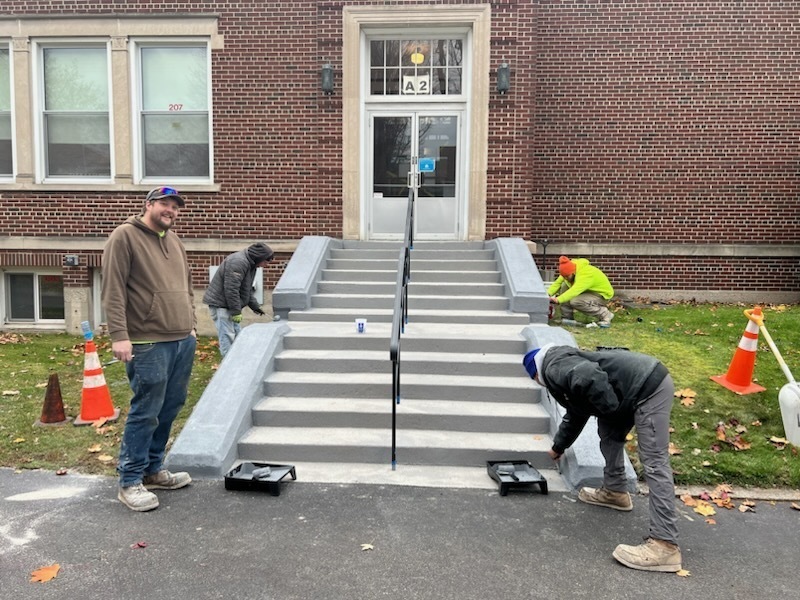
[253,397,546,418]
[275,349,526,364]
[246,461,568,491]
[241,427,553,451]
[264,370,537,390]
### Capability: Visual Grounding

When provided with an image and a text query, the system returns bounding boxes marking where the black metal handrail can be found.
[389,187,414,470]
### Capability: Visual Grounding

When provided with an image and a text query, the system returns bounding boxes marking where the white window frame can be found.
[1,268,66,327]
[0,40,14,182]
[31,39,114,184]
[131,38,214,185]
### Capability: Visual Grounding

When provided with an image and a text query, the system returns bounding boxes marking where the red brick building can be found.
[0,2,797,333]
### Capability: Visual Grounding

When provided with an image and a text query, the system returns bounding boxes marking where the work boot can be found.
[143,469,192,490]
[612,538,682,572]
[578,486,633,511]
[118,483,159,512]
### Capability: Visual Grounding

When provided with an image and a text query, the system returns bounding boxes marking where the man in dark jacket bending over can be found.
[203,243,273,357]
[523,344,681,573]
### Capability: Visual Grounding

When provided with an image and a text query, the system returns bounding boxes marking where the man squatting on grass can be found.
[523,344,682,572]
[102,186,196,512]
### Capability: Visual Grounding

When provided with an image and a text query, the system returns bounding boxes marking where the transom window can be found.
[40,45,111,179]
[0,45,11,177]
[137,44,211,180]
[370,39,463,96]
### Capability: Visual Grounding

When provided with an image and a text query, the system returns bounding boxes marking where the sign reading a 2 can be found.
[169,104,184,111]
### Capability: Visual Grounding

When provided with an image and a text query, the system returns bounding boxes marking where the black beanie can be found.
[247,243,274,263]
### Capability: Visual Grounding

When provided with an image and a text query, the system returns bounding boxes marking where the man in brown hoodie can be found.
[102,186,197,511]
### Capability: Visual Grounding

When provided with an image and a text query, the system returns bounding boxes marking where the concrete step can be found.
[285,308,529,325]
[312,294,509,311]
[274,349,528,376]
[317,281,506,297]
[326,258,498,271]
[238,461,566,491]
[263,371,537,403]
[321,269,502,283]
[281,322,529,354]
[252,397,550,434]
[341,240,488,250]
[330,248,497,260]
[238,426,554,468]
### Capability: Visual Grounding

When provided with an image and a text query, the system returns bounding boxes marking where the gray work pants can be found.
[557,288,614,322]
[597,374,679,544]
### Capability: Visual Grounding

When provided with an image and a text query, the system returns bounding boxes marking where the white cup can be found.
[355,318,367,333]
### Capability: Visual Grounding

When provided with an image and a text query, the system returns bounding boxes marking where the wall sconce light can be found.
[497,62,510,95]
[321,63,334,95]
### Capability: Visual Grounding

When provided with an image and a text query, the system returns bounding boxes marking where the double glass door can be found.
[369,111,461,239]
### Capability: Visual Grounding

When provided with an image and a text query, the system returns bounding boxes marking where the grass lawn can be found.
[0,302,798,488]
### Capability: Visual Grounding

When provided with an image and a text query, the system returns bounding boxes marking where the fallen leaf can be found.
[729,436,751,451]
[97,454,114,463]
[35,382,48,388]
[691,422,699,430]
[701,460,712,467]
[692,448,702,456]
[680,494,697,507]
[56,468,67,476]
[3,390,20,396]
[751,420,762,427]
[674,388,697,399]
[130,541,148,549]
[87,444,102,453]
[705,518,716,525]
[92,417,109,429]
[676,569,691,577]
[790,503,800,511]
[738,504,755,513]
[30,563,60,583]
[668,442,682,455]
[360,543,374,551]
[680,396,695,407]
[715,423,727,441]
[625,433,634,441]
[13,437,25,444]
[693,500,716,516]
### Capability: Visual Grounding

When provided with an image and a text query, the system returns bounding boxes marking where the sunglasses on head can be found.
[146,186,180,202]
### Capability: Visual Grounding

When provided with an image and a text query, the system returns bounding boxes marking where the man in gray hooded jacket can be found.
[523,344,681,573]
[203,243,273,356]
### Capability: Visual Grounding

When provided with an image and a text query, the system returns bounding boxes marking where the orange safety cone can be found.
[74,337,120,426]
[34,373,72,426]
[711,306,767,395]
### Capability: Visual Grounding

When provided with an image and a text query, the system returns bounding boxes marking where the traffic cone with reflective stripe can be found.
[711,306,766,395]
[74,338,120,425]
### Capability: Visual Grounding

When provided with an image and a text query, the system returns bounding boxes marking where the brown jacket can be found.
[102,216,196,343]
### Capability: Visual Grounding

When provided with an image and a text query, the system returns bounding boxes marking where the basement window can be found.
[3,272,65,323]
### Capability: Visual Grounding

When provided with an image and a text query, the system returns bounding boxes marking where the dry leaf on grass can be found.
[97,454,115,463]
[668,442,682,455]
[30,564,60,583]
[87,444,102,453]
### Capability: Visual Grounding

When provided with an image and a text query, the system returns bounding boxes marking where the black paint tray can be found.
[224,462,296,496]
[487,460,548,496]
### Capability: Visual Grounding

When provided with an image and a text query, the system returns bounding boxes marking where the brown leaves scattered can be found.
[30,563,60,583]
[681,485,763,520]
[0,332,30,345]
[714,420,751,451]
[668,442,682,455]
[674,388,697,408]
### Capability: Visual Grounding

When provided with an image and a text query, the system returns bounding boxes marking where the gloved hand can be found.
[231,314,243,324]
[253,306,265,316]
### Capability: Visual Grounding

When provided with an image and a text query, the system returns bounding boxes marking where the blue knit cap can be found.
[522,348,540,379]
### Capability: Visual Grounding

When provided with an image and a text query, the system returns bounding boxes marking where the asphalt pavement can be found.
[1,467,798,599]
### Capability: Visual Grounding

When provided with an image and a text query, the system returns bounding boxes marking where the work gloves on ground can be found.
[231,314,243,324]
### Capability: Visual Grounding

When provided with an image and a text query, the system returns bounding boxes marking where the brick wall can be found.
[1,1,798,295]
